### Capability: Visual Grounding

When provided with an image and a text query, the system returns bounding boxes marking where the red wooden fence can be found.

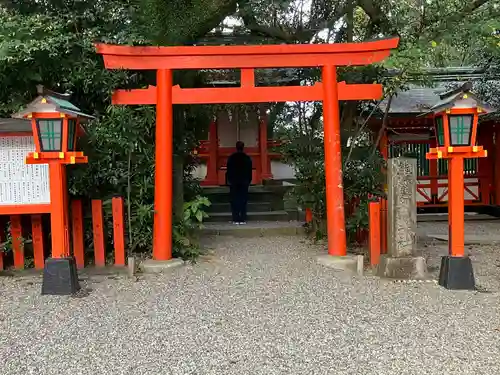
[71,200,85,268]
[368,198,388,266]
[112,197,126,266]
[92,199,106,267]
[11,215,23,270]
[31,215,44,270]
[0,198,126,271]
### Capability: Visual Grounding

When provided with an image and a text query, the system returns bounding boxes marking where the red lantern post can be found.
[425,82,493,289]
[13,86,91,295]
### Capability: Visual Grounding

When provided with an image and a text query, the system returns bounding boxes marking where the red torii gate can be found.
[96,38,399,262]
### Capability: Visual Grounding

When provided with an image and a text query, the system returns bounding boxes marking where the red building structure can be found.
[195,106,284,186]
[371,73,498,210]
[196,68,500,200]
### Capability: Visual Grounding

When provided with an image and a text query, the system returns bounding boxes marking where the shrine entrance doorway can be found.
[96,38,399,262]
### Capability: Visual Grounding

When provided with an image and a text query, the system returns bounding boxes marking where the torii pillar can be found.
[96,38,399,264]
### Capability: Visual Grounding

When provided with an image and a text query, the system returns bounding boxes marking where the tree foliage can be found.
[0,1,220,259]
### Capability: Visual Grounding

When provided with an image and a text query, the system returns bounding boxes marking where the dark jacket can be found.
[227,151,252,185]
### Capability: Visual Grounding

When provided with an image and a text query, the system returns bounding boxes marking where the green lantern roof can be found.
[11,85,94,120]
[423,82,494,116]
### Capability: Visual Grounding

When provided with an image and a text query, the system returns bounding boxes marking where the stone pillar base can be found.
[376,255,429,280]
[316,254,364,275]
[438,256,475,290]
[141,258,184,274]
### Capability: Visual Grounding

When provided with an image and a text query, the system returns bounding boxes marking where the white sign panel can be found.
[0,136,50,205]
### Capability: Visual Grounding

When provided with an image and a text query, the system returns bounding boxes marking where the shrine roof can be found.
[0,118,32,133]
[380,84,447,114]
[380,79,498,115]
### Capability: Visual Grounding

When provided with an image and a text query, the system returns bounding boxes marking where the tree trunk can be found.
[172,100,186,223]
[172,153,184,221]
[346,0,354,43]
[341,101,358,145]
[371,94,393,158]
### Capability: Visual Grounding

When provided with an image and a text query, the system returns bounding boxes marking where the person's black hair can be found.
[236,141,244,151]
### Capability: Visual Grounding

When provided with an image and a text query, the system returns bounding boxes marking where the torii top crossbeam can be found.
[96,38,399,70]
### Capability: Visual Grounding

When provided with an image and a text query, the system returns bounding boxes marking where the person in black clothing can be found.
[226,141,252,224]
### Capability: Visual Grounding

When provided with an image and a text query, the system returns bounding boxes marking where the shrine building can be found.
[194,67,499,211]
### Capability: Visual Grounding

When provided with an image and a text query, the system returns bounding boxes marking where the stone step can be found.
[202,221,306,237]
[206,192,283,204]
[203,185,287,194]
[417,213,498,222]
[203,185,289,204]
[206,210,290,222]
[207,201,273,213]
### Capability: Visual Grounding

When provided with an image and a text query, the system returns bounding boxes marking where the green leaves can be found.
[280,124,385,242]
[139,0,237,45]
[183,195,211,224]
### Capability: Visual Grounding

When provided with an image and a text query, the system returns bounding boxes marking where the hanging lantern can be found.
[433,110,476,148]
[434,116,445,147]
[35,118,63,152]
[428,82,489,153]
[67,118,78,151]
[12,85,92,155]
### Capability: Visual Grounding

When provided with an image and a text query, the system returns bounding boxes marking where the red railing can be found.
[0,197,126,271]
[368,198,388,267]
[416,175,484,206]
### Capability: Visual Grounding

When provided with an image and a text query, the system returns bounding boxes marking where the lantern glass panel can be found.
[449,114,473,146]
[36,119,63,151]
[68,119,77,151]
[435,116,445,146]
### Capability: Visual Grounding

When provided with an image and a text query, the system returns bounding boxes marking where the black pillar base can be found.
[41,257,81,295]
[438,255,475,290]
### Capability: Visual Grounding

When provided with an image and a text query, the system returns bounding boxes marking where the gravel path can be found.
[1,233,500,375]
[417,220,500,290]
[418,219,500,237]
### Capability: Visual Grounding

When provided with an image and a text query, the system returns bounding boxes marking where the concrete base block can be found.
[438,256,475,290]
[41,257,80,295]
[316,254,364,275]
[127,257,136,277]
[376,255,429,280]
[141,258,185,274]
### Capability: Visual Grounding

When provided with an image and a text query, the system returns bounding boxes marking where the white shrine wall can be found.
[191,162,207,181]
[270,161,295,180]
[216,109,258,147]
[0,136,50,206]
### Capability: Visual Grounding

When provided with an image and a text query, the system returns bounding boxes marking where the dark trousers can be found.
[230,183,249,222]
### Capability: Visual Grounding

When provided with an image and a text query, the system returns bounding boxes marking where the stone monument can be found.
[376,157,429,280]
